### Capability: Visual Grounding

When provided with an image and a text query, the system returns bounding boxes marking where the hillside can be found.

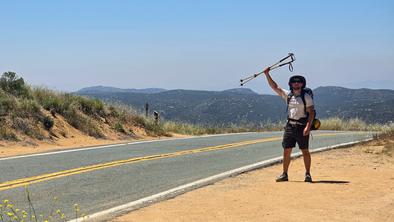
[314,86,394,123]
[78,86,394,125]
[0,72,169,145]
[78,89,285,125]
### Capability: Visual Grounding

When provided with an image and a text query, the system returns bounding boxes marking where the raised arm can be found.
[263,68,286,98]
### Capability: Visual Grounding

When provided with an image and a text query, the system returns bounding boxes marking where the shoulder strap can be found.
[286,92,293,114]
[301,90,307,115]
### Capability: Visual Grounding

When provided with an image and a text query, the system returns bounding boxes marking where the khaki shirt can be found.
[281,89,314,120]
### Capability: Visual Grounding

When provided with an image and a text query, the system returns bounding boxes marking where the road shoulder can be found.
[113,139,394,222]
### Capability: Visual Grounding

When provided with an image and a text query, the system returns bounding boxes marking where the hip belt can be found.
[287,118,307,126]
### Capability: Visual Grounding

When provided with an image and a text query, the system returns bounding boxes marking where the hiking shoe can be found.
[304,173,313,183]
[276,173,288,182]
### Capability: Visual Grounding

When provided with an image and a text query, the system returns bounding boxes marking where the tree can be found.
[0,72,30,97]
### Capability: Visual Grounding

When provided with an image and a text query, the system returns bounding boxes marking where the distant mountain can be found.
[77,86,167,94]
[221,88,258,95]
[77,86,394,125]
[313,86,394,123]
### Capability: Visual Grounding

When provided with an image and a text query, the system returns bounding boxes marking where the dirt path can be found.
[113,139,394,222]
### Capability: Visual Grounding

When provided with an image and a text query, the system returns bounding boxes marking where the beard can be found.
[292,86,301,90]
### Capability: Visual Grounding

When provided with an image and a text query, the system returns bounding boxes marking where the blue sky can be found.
[1,0,393,93]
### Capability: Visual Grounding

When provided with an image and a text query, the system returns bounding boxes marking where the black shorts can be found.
[282,123,310,149]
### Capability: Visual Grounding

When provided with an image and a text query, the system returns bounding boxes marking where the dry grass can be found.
[1,72,393,141]
[319,117,386,131]
[162,117,393,136]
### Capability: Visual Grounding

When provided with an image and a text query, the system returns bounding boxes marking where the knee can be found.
[301,149,310,155]
[284,148,292,155]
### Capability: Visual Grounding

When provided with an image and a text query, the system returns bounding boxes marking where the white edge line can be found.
[0,131,266,161]
[69,138,373,222]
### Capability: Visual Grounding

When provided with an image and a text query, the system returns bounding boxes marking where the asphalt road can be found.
[0,131,373,220]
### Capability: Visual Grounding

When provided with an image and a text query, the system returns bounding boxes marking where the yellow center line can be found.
[0,133,344,191]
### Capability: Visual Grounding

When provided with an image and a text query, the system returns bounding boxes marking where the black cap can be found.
[288,75,306,90]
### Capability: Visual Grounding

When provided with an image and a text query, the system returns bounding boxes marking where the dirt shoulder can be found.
[114,139,394,222]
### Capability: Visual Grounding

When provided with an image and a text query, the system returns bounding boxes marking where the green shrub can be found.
[132,115,148,127]
[17,99,41,118]
[0,90,17,116]
[63,106,104,138]
[43,116,55,130]
[76,97,105,117]
[145,121,170,137]
[34,90,109,138]
[33,87,64,113]
[0,72,31,98]
[114,121,126,133]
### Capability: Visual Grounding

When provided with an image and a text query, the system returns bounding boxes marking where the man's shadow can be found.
[289,180,350,184]
[312,180,350,184]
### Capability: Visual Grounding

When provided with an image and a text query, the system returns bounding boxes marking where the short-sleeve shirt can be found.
[281,89,314,120]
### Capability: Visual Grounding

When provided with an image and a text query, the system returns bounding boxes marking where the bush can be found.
[0,72,31,98]
[0,89,17,116]
[43,116,54,130]
[12,117,44,140]
[114,121,126,133]
[144,120,170,137]
[63,106,105,138]
[132,115,148,127]
[33,87,64,113]
[76,96,106,117]
[0,119,18,141]
[17,99,41,118]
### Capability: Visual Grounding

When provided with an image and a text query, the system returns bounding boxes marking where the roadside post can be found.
[154,111,159,124]
[145,102,149,117]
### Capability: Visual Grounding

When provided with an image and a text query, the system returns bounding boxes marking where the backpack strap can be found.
[300,90,307,116]
[286,92,293,114]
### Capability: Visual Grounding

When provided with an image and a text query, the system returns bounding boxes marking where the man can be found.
[263,68,315,182]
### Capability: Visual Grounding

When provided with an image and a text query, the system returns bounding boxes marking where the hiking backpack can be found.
[286,88,320,130]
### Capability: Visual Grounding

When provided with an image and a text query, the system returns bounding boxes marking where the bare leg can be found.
[283,148,293,173]
[301,148,311,174]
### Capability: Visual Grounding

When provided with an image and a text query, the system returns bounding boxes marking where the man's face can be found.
[291,81,303,90]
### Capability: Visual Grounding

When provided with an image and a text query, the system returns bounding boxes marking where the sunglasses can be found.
[290,80,303,84]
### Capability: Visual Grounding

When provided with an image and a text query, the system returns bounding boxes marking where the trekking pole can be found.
[240,53,296,86]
